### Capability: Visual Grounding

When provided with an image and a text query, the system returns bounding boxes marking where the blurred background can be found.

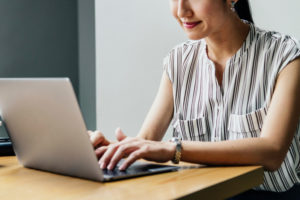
[0,0,299,142]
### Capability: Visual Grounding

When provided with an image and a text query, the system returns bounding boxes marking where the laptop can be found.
[0,78,180,181]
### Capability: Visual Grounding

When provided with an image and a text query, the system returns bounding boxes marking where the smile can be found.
[182,21,201,29]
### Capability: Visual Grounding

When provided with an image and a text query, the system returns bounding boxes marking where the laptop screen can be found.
[0,119,9,140]
[0,118,14,156]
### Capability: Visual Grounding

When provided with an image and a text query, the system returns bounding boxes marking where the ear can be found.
[226,0,238,7]
[226,0,238,12]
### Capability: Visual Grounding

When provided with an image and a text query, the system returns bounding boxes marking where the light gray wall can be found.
[251,0,300,39]
[0,0,78,137]
[95,0,300,141]
[95,0,186,140]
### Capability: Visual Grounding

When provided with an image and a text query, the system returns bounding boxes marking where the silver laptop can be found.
[0,78,179,181]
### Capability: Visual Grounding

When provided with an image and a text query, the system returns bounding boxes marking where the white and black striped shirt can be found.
[164,22,300,192]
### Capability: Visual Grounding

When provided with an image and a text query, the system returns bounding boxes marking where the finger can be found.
[90,131,104,146]
[95,146,108,159]
[119,149,145,171]
[90,131,110,147]
[99,144,119,169]
[99,137,139,169]
[87,130,93,136]
[115,127,127,142]
[107,143,139,170]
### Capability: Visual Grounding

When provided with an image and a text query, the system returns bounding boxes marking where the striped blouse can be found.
[163,22,300,192]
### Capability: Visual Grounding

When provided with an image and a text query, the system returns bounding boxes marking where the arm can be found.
[99,58,300,171]
[96,71,175,169]
[180,58,300,171]
[137,71,174,141]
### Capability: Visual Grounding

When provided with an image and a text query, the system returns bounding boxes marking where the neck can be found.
[205,16,250,64]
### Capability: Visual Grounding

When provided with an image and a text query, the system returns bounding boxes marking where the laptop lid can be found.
[0,78,103,181]
[0,78,181,182]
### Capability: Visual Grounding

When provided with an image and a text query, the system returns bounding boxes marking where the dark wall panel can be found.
[0,0,78,93]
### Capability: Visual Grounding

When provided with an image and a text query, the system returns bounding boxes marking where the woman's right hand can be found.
[87,130,111,148]
[88,128,128,160]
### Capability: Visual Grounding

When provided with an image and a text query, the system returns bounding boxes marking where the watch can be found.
[170,137,182,164]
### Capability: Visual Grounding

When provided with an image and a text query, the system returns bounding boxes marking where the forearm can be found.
[137,98,172,141]
[137,71,174,141]
[137,128,167,141]
[179,137,283,171]
[137,115,171,141]
[136,96,172,141]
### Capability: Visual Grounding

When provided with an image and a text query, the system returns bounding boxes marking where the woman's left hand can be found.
[96,128,175,171]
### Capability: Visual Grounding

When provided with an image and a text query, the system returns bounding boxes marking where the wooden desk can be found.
[0,156,263,200]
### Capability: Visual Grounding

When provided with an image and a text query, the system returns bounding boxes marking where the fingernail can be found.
[100,163,105,169]
[119,165,124,171]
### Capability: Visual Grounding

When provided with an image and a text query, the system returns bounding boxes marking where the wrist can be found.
[169,137,182,164]
[163,141,177,162]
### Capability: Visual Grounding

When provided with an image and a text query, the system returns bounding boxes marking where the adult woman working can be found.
[89,0,300,198]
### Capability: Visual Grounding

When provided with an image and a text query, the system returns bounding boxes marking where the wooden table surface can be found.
[0,156,263,200]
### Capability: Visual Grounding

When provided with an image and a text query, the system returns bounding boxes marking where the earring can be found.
[231,1,236,12]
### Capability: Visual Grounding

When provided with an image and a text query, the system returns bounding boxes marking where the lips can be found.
[182,21,201,29]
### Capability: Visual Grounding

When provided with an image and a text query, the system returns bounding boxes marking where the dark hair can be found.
[234,0,254,23]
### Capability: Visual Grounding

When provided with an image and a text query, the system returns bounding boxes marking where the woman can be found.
[89,0,300,198]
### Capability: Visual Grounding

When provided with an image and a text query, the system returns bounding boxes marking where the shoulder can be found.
[253,25,300,73]
[164,39,204,65]
[163,40,205,82]
[253,25,300,52]
[166,39,204,57]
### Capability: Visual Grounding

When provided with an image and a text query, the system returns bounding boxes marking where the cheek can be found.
[196,2,215,21]
[206,1,228,19]
[198,3,225,28]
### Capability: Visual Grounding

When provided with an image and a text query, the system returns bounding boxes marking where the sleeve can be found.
[276,36,300,74]
[162,50,174,83]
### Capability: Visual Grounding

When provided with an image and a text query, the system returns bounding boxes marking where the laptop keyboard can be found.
[102,161,180,180]
[103,168,132,176]
[103,162,159,176]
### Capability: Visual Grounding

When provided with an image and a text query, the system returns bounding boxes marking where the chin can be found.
[184,30,206,41]
[187,34,204,41]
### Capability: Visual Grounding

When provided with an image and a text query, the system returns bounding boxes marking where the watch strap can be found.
[170,137,182,164]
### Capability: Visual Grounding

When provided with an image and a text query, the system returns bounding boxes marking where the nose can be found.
[177,0,192,18]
